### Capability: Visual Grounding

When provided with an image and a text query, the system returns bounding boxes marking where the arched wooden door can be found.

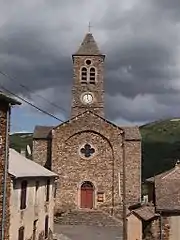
[80,181,94,209]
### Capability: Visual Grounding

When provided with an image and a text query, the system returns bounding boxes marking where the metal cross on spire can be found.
[88,22,92,33]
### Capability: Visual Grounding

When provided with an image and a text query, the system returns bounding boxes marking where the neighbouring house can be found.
[0,91,21,240]
[127,161,180,240]
[127,203,159,240]
[8,148,58,240]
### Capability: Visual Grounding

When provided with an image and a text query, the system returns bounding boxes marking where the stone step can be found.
[54,210,122,227]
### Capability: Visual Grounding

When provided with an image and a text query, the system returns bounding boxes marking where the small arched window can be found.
[45,215,49,239]
[89,67,96,84]
[18,226,24,240]
[20,180,27,210]
[81,67,87,83]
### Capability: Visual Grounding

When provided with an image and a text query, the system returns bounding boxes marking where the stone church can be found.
[33,32,141,217]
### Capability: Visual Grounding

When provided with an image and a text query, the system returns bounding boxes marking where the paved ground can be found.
[54,224,123,240]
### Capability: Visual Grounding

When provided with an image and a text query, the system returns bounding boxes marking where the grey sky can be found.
[1,0,180,125]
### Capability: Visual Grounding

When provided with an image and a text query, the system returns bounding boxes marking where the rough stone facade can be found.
[0,93,20,240]
[145,216,170,240]
[71,54,105,118]
[32,32,141,219]
[33,139,52,169]
[0,104,10,240]
[33,111,141,218]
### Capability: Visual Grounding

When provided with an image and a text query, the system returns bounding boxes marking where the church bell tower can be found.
[71,32,105,118]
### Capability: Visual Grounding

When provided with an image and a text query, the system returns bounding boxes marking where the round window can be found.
[80,144,95,158]
[86,59,91,65]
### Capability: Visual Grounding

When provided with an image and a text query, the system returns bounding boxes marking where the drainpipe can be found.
[160,212,163,240]
[1,104,10,240]
[122,131,127,240]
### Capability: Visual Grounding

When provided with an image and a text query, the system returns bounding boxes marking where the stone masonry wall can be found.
[125,141,141,206]
[33,139,52,169]
[0,103,10,240]
[143,216,170,240]
[71,55,105,118]
[51,111,141,218]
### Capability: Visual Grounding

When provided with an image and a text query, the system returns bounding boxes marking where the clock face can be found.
[82,93,93,104]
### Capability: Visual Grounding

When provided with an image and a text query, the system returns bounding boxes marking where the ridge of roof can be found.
[146,164,180,183]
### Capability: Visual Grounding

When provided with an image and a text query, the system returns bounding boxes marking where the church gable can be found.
[53,111,123,142]
[53,111,141,142]
[51,110,141,213]
[52,111,123,211]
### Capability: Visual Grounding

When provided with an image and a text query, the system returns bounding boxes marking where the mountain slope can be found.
[10,132,33,154]
[140,119,180,179]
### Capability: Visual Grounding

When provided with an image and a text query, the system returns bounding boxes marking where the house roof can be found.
[128,205,157,221]
[121,126,141,140]
[33,125,53,139]
[146,162,180,183]
[8,148,58,178]
[0,91,21,105]
[155,172,180,212]
[145,163,180,212]
[33,111,141,141]
[73,33,103,56]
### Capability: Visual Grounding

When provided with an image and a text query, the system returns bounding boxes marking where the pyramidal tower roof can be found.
[74,32,102,56]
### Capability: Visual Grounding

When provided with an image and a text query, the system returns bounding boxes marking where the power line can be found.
[0,69,67,114]
[0,84,64,123]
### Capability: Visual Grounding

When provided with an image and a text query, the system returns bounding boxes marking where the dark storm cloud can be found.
[1,0,180,123]
[100,0,180,122]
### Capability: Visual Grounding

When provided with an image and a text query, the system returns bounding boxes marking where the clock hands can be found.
[81,93,93,104]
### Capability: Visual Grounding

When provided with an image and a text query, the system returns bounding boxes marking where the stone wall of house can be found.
[0,103,10,240]
[33,139,52,169]
[143,216,170,240]
[51,111,141,219]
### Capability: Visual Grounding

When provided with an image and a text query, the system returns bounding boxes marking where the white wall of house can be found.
[169,216,180,240]
[127,214,142,240]
[9,177,56,240]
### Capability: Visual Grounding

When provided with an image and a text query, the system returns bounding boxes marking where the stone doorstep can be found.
[54,209,122,227]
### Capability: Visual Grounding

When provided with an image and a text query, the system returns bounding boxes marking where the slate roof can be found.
[122,126,141,140]
[8,148,57,178]
[128,204,157,221]
[133,205,157,221]
[33,125,54,139]
[74,33,102,56]
[155,166,180,212]
[0,91,21,105]
[146,163,179,183]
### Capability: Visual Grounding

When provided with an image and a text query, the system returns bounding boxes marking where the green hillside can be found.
[10,132,33,155]
[10,118,180,180]
[140,118,180,179]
